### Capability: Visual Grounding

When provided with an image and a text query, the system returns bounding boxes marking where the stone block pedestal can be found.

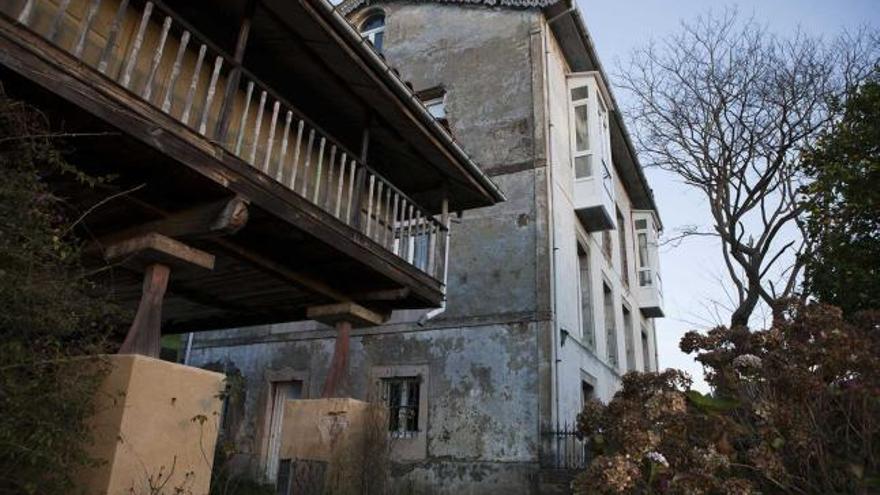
[76,354,225,495]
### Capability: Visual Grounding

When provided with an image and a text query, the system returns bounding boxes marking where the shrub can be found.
[0,88,126,494]
[575,303,880,494]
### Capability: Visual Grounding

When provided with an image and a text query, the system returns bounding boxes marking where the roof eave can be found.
[314,0,506,206]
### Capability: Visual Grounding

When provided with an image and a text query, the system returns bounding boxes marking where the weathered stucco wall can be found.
[191,322,541,493]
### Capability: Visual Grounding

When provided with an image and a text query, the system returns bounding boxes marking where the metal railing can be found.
[541,423,591,470]
[8,0,448,281]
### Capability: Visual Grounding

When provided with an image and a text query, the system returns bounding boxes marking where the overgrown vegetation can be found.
[574,303,880,494]
[802,73,880,316]
[0,88,126,494]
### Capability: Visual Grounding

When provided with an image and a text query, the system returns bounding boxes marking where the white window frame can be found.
[423,95,446,120]
[359,12,386,52]
[568,84,593,179]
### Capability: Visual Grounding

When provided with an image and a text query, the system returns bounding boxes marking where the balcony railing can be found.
[7,0,448,281]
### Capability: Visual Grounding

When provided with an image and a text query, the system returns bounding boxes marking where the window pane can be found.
[426,99,445,119]
[361,14,385,31]
[372,31,384,52]
[635,219,647,230]
[574,103,589,151]
[574,155,592,179]
[570,86,588,101]
[638,233,649,268]
[579,249,595,349]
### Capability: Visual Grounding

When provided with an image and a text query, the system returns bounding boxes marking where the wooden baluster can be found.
[262,101,280,174]
[345,160,357,224]
[180,44,206,125]
[288,121,304,189]
[382,185,392,247]
[198,56,224,135]
[374,181,384,241]
[17,0,35,24]
[439,197,450,282]
[313,138,326,203]
[97,0,129,74]
[300,130,316,197]
[47,0,73,43]
[390,193,400,254]
[324,146,337,209]
[365,173,376,237]
[334,153,347,218]
[248,91,267,164]
[73,0,102,59]
[275,111,292,183]
[427,220,437,276]
[413,210,422,266]
[161,31,190,113]
[402,202,413,260]
[120,2,154,88]
[141,15,172,102]
[233,80,254,155]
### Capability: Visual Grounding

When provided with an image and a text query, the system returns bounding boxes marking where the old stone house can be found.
[187,0,665,492]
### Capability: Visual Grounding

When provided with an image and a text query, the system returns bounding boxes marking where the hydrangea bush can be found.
[574,303,879,494]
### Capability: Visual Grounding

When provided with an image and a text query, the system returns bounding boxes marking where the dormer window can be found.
[360,13,386,53]
[417,86,449,128]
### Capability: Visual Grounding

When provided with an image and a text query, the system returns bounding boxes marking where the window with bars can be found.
[382,377,421,438]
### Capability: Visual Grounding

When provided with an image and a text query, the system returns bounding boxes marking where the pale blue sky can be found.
[578,0,880,390]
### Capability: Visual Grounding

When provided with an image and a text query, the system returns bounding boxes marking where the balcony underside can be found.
[0,20,444,332]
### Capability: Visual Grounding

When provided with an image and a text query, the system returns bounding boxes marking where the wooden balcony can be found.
[0,0,501,333]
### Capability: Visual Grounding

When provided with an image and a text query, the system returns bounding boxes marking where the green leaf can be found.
[686,390,739,413]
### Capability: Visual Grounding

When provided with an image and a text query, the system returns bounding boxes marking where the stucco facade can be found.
[188,2,663,493]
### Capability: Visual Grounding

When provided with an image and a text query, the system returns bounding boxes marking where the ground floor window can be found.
[382,376,421,438]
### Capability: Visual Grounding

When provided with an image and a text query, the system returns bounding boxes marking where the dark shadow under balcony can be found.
[0,0,501,332]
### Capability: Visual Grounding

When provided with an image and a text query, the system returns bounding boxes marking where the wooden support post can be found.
[213,0,257,142]
[321,319,351,398]
[306,302,388,398]
[350,119,371,228]
[118,263,170,357]
[105,233,215,357]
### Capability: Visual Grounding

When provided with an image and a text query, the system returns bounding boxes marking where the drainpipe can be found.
[418,196,450,326]
[541,21,562,430]
[183,331,194,365]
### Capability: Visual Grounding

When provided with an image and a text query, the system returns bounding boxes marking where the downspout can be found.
[183,331,194,365]
[418,196,450,326]
[537,17,561,428]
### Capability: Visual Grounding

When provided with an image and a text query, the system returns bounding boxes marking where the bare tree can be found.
[619,10,878,327]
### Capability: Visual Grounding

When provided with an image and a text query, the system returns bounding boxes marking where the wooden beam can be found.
[306,301,387,328]
[214,238,350,303]
[98,196,249,247]
[104,232,215,271]
[350,288,410,302]
[108,194,353,305]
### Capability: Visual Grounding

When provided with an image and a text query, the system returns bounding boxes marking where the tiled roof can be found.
[337,0,560,16]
